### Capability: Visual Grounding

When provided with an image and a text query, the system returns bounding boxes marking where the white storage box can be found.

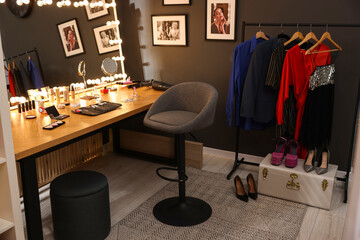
[258,153,338,210]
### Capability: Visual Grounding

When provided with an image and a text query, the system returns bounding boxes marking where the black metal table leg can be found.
[112,125,120,153]
[19,157,43,240]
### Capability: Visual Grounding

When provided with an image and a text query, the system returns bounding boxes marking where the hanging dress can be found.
[299,64,335,147]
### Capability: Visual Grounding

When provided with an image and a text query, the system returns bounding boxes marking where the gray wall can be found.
[0,0,359,170]
[119,0,360,171]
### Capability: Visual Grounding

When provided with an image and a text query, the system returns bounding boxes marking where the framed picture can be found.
[84,0,108,20]
[151,15,187,46]
[93,25,120,54]
[206,0,236,41]
[57,19,85,57]
[163,0,191,5]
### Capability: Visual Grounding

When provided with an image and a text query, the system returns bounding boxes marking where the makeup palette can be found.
[43,120,65,130]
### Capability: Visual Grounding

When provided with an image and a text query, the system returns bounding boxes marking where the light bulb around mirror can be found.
[0,0,5,3]
[19,97,26,103]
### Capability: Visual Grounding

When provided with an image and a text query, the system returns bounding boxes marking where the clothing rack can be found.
[3,47,44,81]
[227,21,360,204]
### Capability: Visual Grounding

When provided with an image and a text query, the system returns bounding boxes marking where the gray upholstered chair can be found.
[144,81,218,226]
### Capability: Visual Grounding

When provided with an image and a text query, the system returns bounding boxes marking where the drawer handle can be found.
[322,179,328,191]
[286,173,300,191]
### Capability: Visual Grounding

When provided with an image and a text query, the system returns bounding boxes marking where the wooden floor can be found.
[36,149,347,240]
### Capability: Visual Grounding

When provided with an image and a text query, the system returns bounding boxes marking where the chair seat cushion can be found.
[149,110,197,126]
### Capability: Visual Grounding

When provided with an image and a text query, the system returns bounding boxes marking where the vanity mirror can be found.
[1,0,126,98]
[78,60,87,89]
[101,57,118,91]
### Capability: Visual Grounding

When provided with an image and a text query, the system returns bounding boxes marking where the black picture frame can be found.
[93,24,120,54]
[57,18,85,57]
[151,14,188,46]
[84,0,109,20]
[163,0,191,5]
[205,0,237,41]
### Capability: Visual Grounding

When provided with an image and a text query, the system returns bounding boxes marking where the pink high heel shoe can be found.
[271,137,287,166]
[285,140,298,168]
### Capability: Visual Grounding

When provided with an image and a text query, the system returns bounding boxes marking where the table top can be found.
[11,86,163,160]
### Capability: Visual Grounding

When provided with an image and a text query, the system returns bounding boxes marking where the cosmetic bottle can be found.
[54,87,60,105]
[70,85,76,100]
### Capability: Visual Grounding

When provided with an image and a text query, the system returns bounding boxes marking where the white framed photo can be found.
[151,15,187,46]
[85,0,108,20]
[163,0,191,5]
[93,25,120,54]
[206,0,236,41]
[57,19,85,57]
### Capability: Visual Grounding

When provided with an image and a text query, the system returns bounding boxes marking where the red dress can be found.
[8,68,16,97]
[276,43,331,140]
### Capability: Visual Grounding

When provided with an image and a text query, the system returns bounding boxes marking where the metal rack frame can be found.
[227,21,360,203]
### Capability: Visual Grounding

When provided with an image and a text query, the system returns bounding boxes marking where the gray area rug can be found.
[107,168,307,240]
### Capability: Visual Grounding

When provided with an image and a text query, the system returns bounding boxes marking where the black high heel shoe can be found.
[304,147,317,173]
[246,173,258,200]
[234,175,248,202]
[315,148,330,175]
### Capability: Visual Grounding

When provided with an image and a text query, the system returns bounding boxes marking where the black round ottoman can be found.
[50,171,111,240]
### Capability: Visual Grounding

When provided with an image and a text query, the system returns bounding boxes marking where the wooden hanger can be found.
[305,25,342,55]
[256,23,269,40]
[298,24,318,47]
[284,24,304,46]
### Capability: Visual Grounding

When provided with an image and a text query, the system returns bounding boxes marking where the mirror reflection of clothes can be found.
[27,59,45,89]
[13,64,27,97]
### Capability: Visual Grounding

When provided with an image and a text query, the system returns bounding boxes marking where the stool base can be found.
[153,197,212,226]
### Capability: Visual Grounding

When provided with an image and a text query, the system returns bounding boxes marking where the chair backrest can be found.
[145,82,218,132]
[164,82,217,114]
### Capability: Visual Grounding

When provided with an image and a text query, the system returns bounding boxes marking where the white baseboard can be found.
[203,147,347,179]
[203,147,264,164]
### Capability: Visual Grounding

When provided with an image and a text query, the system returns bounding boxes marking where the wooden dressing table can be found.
[11,86,162,240]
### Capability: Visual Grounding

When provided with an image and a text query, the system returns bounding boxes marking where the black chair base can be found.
[153,196,212,227]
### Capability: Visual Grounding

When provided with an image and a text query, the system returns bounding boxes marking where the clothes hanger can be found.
[305,24,342,55]
[256,23,269,40]
[284,24,304,46]
[298,24,318,47]
[277,23,290,39]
